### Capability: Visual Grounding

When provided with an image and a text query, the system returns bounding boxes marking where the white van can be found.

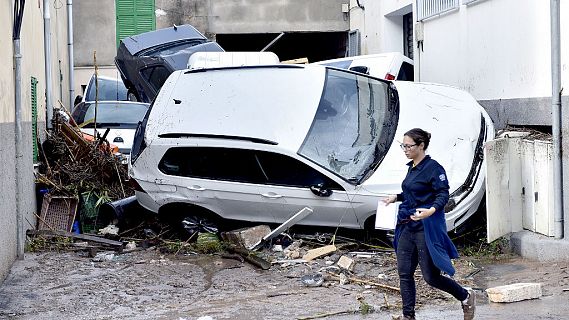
[187,51,280,70]
[314,52,414,81]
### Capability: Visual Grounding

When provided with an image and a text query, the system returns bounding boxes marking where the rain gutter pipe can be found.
[551,0,563,239]
[13,0,26,259]
[67,0,75,110]
[44,0,54,129]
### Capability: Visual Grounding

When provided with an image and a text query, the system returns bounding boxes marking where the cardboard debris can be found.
[302,244,337,261]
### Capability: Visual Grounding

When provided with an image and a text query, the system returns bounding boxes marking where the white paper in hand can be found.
[375,200,398,230]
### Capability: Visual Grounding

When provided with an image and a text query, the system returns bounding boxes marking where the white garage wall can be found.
[417,0,560,101]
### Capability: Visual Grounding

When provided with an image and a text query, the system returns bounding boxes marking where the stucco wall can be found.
[73,0,116,67]
[414,0,568,102]
[155,0,349,35]
[349,0,412,55]
[1,0,67,283]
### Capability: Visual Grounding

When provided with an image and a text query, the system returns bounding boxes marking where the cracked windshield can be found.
[299,69,393,184]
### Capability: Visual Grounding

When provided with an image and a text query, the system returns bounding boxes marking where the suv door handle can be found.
[187,185,206,191]
[262,192,283,199]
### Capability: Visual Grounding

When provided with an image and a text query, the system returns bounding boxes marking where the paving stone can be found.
[486,282,542,303]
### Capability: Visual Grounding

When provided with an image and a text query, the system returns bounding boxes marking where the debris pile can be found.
[36,110,132,200]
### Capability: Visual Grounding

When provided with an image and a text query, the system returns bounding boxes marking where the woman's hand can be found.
[383,195,397,204]
[410,207,436,221]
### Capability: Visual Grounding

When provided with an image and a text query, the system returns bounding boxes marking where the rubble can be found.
[220,225,271,249]
[302,244,337,261]
[337,255,356,271]
[486,283,542,303]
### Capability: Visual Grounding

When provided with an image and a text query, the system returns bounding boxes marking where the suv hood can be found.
[363,81,489,194]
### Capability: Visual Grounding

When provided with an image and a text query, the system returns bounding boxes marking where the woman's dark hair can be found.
[404,128,431,150]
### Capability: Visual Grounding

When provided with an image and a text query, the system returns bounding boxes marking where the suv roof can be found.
[187,52,280,70]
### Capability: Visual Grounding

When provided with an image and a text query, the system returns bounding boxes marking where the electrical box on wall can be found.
[415,22,424,41]
[341,3,349,13]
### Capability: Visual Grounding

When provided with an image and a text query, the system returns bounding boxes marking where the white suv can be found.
[129,64,493,232]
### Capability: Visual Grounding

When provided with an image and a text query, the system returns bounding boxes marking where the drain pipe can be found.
[67,0,75,110]
[44,0,54,129]
[550,0,563,239]
[13,0,26,260]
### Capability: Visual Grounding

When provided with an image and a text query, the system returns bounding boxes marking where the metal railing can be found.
[417,0,459,21]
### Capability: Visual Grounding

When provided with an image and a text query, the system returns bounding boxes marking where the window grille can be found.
[416,0,459,21]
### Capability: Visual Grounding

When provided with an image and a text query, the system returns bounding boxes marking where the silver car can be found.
[129,64,494,232]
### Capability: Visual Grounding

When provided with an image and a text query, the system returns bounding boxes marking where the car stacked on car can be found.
[126,60,494,232]
[115,24,224,103]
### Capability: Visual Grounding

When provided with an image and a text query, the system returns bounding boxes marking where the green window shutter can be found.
[31,77,38,163]
[116,0,156,47]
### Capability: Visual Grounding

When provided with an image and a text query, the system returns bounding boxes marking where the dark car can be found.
[115,25,224,103]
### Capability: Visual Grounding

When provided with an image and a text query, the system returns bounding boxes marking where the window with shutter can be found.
[116,0,156,47]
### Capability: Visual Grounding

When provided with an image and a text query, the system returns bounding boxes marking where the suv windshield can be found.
[299,69,398,184]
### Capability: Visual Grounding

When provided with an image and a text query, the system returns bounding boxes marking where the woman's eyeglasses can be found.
[399,143,417,150]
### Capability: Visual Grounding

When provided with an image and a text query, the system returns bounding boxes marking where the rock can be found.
[486,283,542,303]
[125,241,137,251]
[337,255,355,271]
[339,273,348,285]
[221,225,271,248]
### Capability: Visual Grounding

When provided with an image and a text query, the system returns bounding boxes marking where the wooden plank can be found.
[27,229,123,247]
[302,244,336,261]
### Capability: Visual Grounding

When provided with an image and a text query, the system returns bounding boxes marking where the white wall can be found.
[350,0,412,55]
[415,0,567,101]
[0,0,69,283]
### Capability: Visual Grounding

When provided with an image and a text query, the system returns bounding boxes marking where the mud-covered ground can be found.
[1,237,567,320]
[0,240,477,320]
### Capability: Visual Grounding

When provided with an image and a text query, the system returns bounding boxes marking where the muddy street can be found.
[0,245,479,320]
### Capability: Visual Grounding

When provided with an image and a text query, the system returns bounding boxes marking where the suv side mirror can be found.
[310,183,333,197]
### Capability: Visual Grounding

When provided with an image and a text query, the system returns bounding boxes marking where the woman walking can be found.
[384,128,475,320]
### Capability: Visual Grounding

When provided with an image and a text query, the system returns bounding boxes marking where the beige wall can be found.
[0,0,69,283]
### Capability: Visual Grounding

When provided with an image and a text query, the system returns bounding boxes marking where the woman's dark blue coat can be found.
[393,155,459,276]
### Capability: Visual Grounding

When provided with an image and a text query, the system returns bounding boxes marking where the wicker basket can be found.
[38,194,78,232]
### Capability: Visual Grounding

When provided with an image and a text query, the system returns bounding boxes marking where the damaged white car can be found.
[129,64,494,232]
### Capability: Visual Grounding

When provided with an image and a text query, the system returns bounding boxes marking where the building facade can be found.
[1,1,70,281]
[73,0,351,95]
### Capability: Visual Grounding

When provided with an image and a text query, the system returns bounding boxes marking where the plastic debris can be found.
[98,224,119,236]
[301,273,324,287]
